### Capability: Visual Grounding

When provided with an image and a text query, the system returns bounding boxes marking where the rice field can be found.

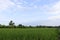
[0,28,58,40]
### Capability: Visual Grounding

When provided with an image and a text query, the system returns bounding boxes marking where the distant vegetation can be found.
[0,20,60,40]
[0,20,60,28]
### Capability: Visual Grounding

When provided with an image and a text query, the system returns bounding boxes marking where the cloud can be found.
[17,5,24,8]
[0,13,9,23]
[48,1,60,14]
[0,0,60,26]
[23,1,28,4]
[48,15,60,20]
[41,1,60,20]
[33,5,38,8]
[14,0,40,9]
[0,0,15,10]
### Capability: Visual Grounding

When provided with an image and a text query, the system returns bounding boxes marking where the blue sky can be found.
[0,0,60,26]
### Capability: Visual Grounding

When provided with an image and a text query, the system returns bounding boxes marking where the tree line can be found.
[0,20,60,28]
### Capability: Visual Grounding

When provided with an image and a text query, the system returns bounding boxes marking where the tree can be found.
[29,25,32,28]
[18,24,23,28]
[9,20,15,28]
[9,20,14,25]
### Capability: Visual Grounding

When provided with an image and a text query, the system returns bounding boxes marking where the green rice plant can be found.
[0,28,58,40]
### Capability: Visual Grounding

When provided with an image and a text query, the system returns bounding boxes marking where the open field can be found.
[0,28,58,40]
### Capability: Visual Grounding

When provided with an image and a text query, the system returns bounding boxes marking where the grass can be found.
[0,28,58,40]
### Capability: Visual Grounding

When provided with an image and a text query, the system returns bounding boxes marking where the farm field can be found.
[0,28,58,40]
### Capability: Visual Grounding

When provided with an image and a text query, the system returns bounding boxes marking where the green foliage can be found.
[17,24,23,28]
[57,28,60,40]
[9,20,14,25]
[0,20,59,40]
[0,28,58,40]
[29,25,32,28]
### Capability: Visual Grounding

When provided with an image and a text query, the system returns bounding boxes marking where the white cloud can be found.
[33,5,38,8]
[17,5,23,8]
[23,1,28,4]
[16,2,23,5]
[0,0,15,10]
[47,1,60,14]
[42,1,60,20]
[48,15,60,20]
